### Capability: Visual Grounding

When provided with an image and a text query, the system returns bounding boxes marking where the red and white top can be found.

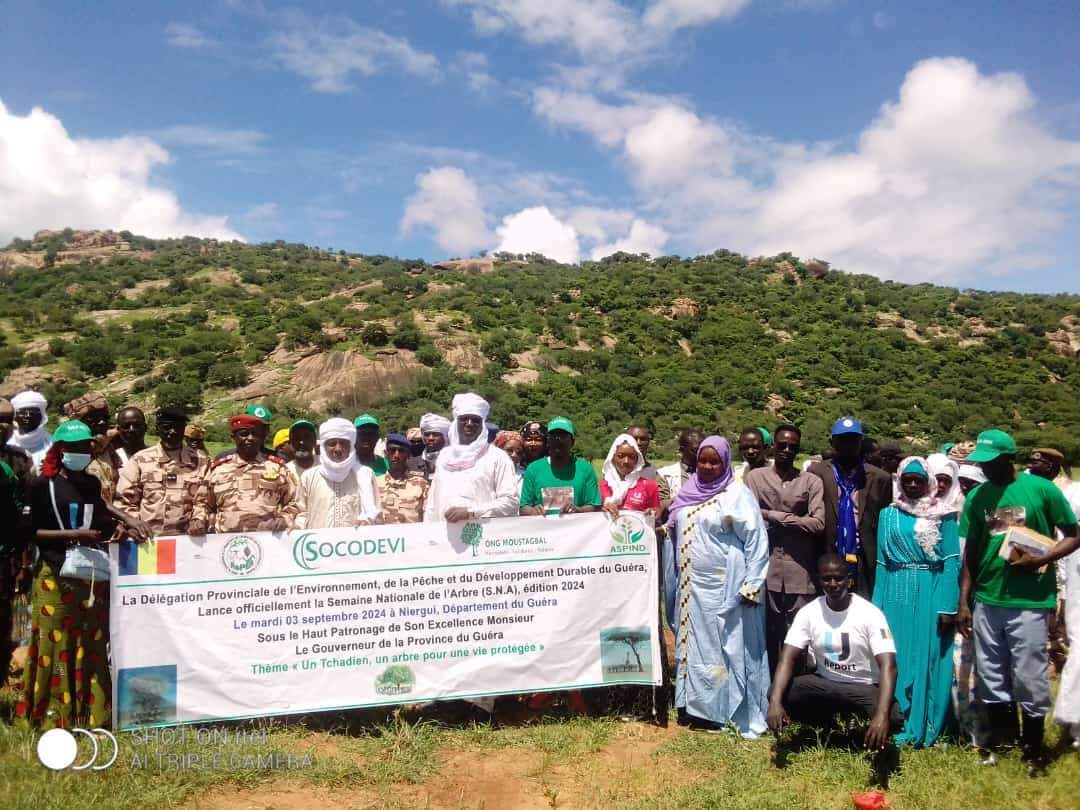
[600,477,660,513]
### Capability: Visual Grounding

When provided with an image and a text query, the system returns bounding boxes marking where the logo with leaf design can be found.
[375,665,416,695]
[461,522,483,557]
[609,513,647,546]
[221,535,262,576]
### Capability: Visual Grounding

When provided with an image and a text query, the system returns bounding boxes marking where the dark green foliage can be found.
[0,236,1076,462]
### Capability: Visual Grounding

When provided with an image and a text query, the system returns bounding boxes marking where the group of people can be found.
[2,387,1079,781]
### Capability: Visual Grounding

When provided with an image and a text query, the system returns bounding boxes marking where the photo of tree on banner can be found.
[600,626,654,682]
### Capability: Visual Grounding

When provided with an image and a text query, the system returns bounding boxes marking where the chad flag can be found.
[119,539,176,576]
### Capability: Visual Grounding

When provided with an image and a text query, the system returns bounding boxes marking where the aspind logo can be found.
[292,532,407,571]
[221,535,262,576]
[609,513,648,547]
[37,727,118,771]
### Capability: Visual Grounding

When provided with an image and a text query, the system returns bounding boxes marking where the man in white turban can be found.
[9,390,52,474]
[423,393,518,523]
[294,418,380,529]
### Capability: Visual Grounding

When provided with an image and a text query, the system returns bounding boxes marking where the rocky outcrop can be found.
[1046,315,1080,358]
[651,297,700,320]
[432,258,495,273]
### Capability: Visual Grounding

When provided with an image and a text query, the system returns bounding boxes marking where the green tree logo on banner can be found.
[375,665,416,695]
[461,522,483,557]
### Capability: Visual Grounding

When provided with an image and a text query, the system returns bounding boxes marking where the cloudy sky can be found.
[2,1,1078,291]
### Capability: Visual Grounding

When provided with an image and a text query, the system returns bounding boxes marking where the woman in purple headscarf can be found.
[663,436,771,737]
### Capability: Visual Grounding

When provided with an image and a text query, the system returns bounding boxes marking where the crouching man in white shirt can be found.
[768,552,901,783]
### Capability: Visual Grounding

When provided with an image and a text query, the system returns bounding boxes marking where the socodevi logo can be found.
[37,727,118,771]
[221,535,262,576]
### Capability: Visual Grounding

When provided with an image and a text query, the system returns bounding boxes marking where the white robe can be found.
[294,465,379,529]
[423,446,519,522]
[1053,481,1080,728]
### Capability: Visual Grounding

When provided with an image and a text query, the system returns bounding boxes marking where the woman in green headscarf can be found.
[872,457,961,747]
[15,420,149,729]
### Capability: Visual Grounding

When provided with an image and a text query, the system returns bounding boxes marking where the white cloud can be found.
[453,51,499,95]
[400,167,491,255]
[642,0,750,32]
[0,99,242,243]
[494,206,580,263]
[445,0,637,58]
[269,11,439,93]
[165,22,212,49]
[590,218,669,259]
[531,58,1080,284]
[152,125,268,155]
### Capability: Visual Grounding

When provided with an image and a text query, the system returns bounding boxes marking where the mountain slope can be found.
[1,230,1077,459]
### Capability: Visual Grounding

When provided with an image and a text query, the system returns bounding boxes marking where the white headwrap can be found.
[9,390,50,451]
[602,433,645,507]
[318,417,357,483]
[419,413,450,436]
[926,453,965,515]
[437,393,492,472]
[958,463,987,485]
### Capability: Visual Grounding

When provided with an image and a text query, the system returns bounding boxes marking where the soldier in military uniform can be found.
[190,413,297,534]
[378,433,429,524]
[115,407,209,535]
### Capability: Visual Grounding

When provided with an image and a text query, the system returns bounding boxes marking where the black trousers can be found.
[0,560,13,681]
[783,673,903,729]
[766,590,814,675]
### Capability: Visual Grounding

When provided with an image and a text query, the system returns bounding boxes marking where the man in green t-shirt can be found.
[520,417,600,515]
[957,429,1079,775]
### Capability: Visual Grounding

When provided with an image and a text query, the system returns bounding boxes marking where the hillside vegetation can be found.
[1,229,1077,460]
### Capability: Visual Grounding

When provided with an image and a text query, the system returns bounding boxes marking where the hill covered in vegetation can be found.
[1,229,1077,460]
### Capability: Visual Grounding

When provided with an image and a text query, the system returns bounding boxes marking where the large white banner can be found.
[109,512,661,729]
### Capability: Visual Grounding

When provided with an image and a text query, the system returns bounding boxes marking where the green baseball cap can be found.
[53,420,93,443]
[290,419,316,432]
[967,429,1017,463]
[353,413,380,429]
[546,416,575,436]
[245,404,272,423]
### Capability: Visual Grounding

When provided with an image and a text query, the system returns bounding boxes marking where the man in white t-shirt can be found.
[768,553,900,758]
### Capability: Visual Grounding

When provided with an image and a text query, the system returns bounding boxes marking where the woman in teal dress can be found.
[872,457,961,748]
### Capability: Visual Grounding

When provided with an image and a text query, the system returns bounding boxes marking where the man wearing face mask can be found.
[115,407,209,535]
[423,393,518,523]
[8,390,52,475]
[189,413,298,535]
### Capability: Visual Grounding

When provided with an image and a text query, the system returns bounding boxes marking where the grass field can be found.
[2,688,1078,810]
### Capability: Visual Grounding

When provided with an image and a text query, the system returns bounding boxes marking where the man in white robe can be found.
[294,418,379,529]
[9,390,52,474]
[423,393,518,523]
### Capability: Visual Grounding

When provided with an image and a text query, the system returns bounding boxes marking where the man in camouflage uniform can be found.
[378,433,429,524]
[115,407,209,535]
[63,391,121,502]
[190,413,297,534]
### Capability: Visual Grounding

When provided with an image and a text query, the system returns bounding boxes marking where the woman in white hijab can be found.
[9,390,52,473]
[294,418,379,529]
[926,453,965,515]
[600,434,660,521]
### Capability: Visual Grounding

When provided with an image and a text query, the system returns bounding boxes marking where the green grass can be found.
[2,697,1078,810]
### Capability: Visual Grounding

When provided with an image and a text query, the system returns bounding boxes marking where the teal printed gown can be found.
[664,486,770,737]
[873,508,960,747]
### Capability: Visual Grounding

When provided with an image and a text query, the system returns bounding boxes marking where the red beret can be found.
[230,414,264,431]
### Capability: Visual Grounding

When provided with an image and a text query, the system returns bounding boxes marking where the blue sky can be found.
[1,0,1078,292]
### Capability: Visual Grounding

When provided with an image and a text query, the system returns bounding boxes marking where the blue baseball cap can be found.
[831,416,864,437]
